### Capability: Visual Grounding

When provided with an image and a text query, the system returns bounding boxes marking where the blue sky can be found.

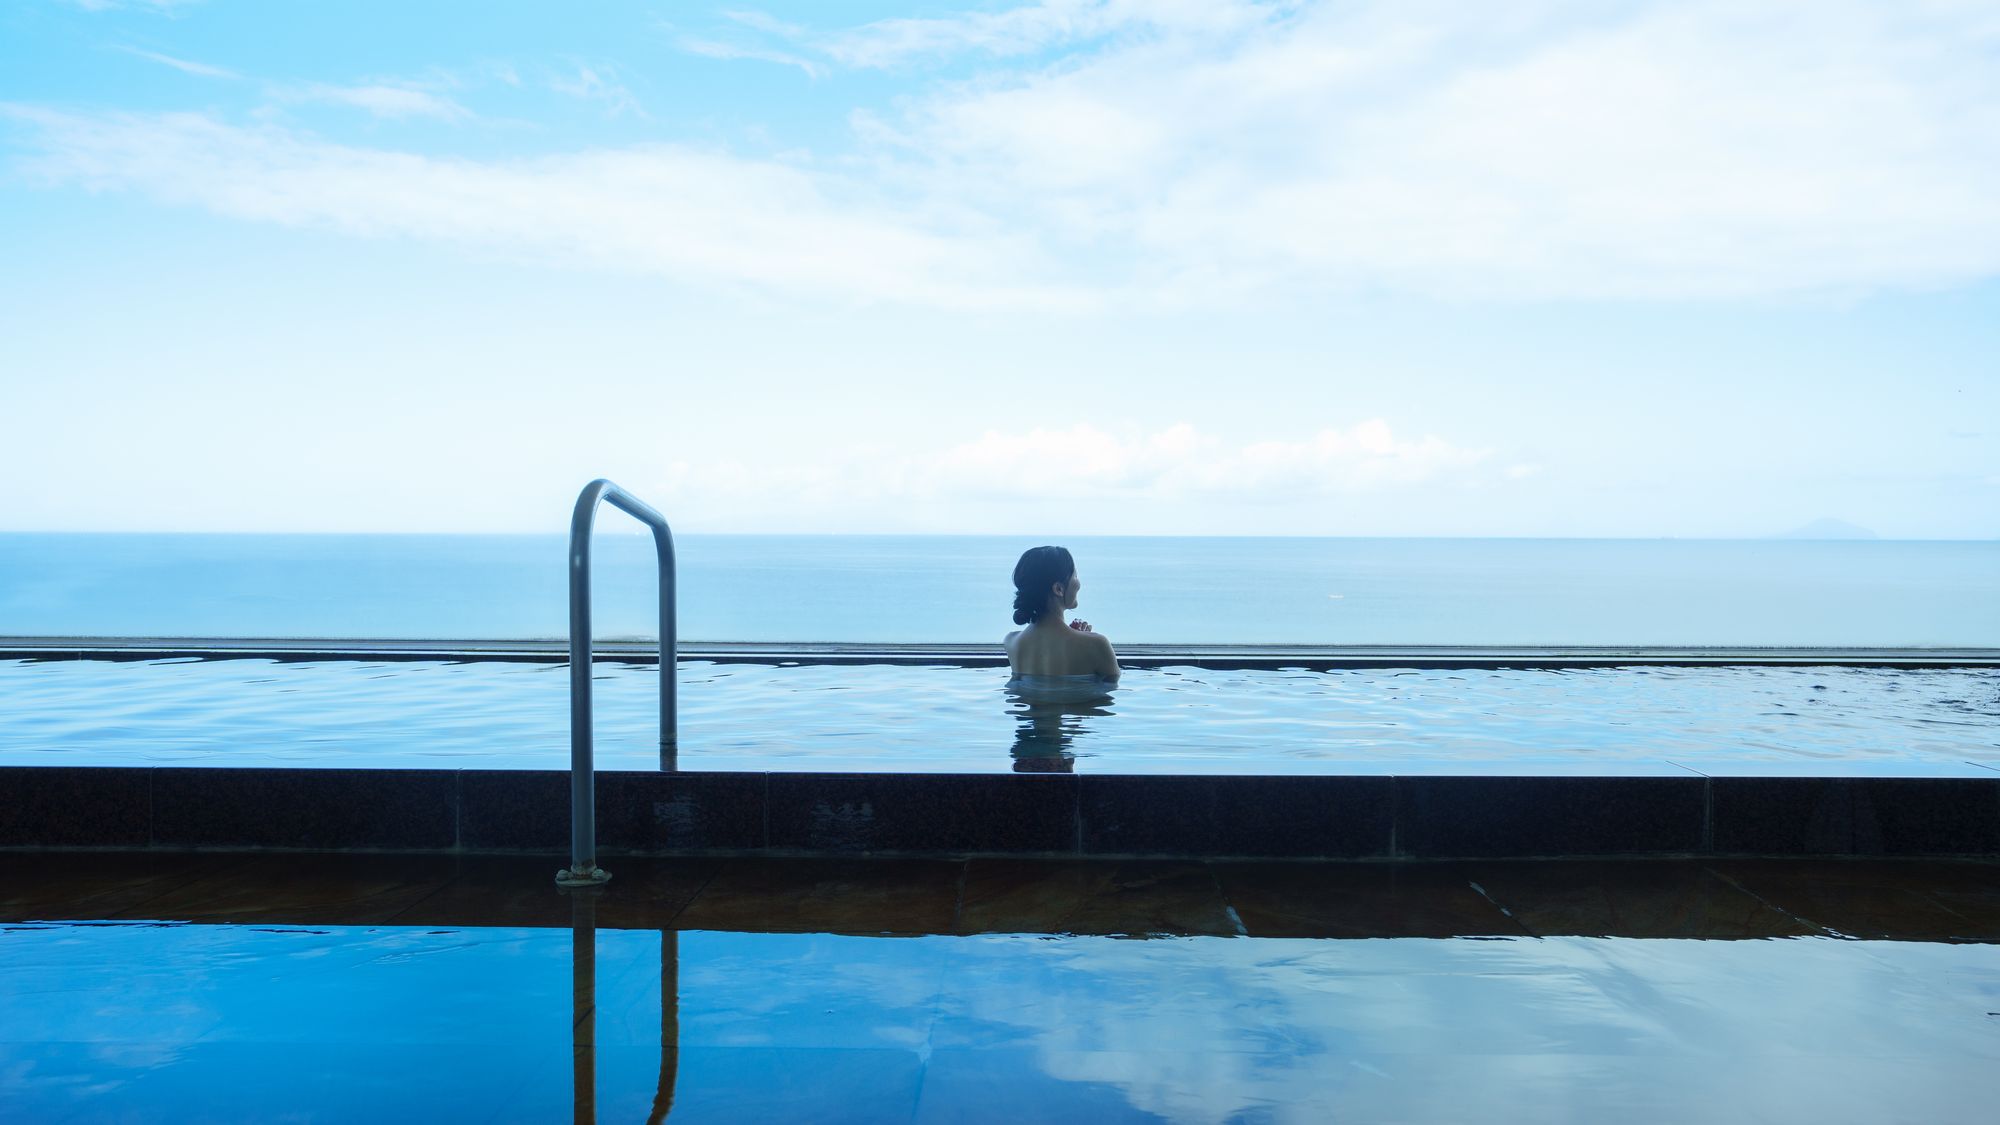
[1,0,1995,537]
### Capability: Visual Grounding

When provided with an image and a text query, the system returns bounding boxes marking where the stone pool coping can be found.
[5,637,1999,668]
[5,766,1997,861]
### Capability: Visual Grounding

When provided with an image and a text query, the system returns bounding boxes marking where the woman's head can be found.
[1011,545,1077,626]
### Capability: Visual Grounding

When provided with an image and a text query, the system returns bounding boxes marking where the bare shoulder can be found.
[1003,629,1022,650]
[1087,630,1121,679]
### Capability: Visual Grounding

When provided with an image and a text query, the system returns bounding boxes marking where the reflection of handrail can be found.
[648,931,680,1124]
[571,889,598,1124]
[569,893,679,1124]
[559,479,677,887]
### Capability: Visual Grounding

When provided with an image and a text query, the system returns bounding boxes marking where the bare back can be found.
[1005,622,1119,680]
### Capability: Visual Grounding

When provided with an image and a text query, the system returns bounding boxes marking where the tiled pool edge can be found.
[4,766,1997,860]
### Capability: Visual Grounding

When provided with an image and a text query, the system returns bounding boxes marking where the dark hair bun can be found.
[1011,545,1075,626]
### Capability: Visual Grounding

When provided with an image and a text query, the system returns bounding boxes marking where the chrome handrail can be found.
[558,479,676,887]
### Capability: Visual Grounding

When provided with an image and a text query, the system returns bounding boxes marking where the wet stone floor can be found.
[3,852,1999,1123]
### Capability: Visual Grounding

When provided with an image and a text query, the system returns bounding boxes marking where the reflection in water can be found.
[5,920,1999,1120]
[1005,676,1118,773]
[572,890,595,1125]
[651,930,679,1124]
[569,891,680,1124]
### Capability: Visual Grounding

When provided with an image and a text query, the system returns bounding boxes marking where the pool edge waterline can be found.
[6,637,1999,669]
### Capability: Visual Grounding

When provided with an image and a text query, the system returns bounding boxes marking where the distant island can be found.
[1773,518,1879,540]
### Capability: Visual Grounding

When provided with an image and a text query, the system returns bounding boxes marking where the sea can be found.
[0,533,1994,647]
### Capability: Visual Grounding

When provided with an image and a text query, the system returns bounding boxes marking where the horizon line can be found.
[2,529,1992,543]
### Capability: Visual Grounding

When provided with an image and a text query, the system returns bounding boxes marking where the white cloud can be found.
[728,0,2000,300]
[929,420,1489,499]
[822,0,1261,68]
[720,9,810,39]
[865,0,2000,300]
[269,82,470,122]
[675,37,822,78]
[932,422,1219,497]
[66,0,202,12]
[17,1,2000,305]
[649,421,1492,521]
[1,107,1073,308]
[548,64,645,118]
[722,0,1273,69]
[112,46,237,79]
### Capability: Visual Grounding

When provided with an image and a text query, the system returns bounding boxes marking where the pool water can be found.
[4,921,1997,1123]
[2,658,1996,774]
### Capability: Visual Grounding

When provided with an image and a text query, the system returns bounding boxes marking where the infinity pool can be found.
[2,658,1995,774]
[5,920,1998,1123]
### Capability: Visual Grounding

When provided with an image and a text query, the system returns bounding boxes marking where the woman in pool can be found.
[1004,545,1120,683]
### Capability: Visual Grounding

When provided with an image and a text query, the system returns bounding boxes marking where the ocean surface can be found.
[1,533,1995,646]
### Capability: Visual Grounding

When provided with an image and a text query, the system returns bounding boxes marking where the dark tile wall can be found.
[1396,777,1707,858]
[601,770,767,853]
[459,770,569,851]
[152,768,457,850]
[1856,779,2000,856]
[0,767,150,848]
[3,766,1996,860]
[1711,777,2000,857]
[1079,775,1393,858]
[767,773,1075,854]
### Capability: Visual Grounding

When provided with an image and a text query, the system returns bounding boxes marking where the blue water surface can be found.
[4,923,1996,1123]
[2,658,1994,773]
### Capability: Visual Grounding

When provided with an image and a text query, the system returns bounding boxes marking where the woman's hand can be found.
[1070,619,1092,632]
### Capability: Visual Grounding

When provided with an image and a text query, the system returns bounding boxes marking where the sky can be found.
[0,0,1995,538]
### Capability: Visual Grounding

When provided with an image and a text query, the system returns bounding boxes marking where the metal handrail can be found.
[557,479,676,887]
